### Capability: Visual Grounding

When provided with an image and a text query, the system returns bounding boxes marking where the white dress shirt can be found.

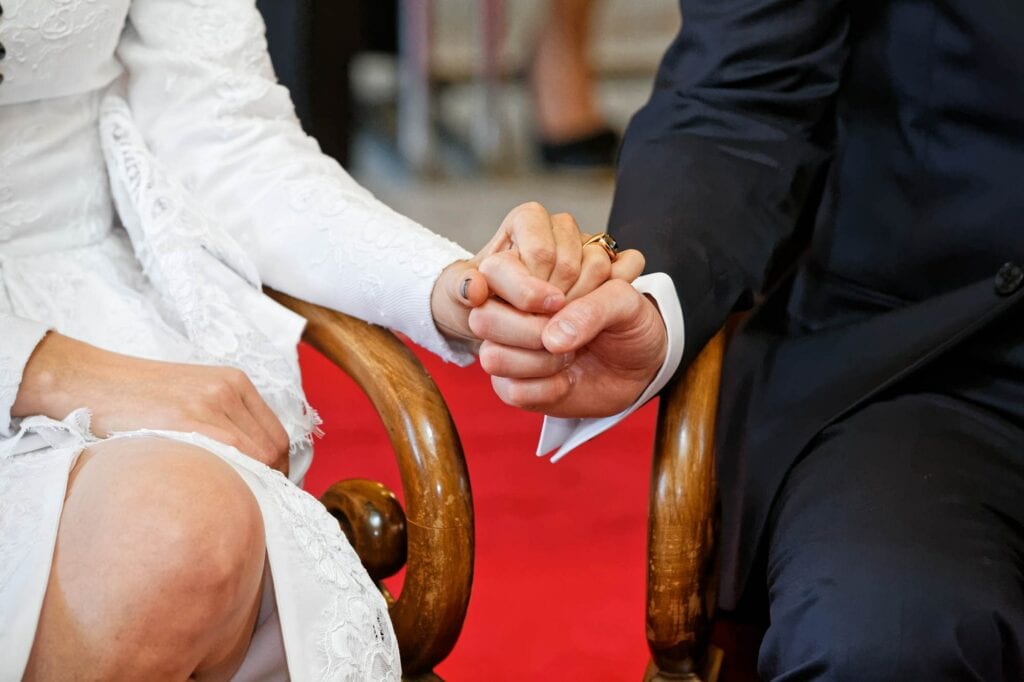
[538,272,685,462]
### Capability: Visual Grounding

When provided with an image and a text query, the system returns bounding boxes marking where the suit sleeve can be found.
[609,0,850,368]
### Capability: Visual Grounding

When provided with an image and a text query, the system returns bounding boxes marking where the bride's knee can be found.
[69,438,266,605]
[27,440,266,678]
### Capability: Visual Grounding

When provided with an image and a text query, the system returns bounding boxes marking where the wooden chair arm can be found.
[646,327,729,682]
[265,288,474,679]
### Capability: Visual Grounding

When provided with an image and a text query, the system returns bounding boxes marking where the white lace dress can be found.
[0,0,475,679]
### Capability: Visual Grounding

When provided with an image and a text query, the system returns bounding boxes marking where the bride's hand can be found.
[12,333,291,474]
[430,202,644,343]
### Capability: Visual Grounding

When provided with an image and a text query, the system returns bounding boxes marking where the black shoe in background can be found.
[538,127,620,170]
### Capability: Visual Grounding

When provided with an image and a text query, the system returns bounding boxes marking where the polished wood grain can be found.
[266,288,474,679]
[646,327,729,682]
[319,479,408,582]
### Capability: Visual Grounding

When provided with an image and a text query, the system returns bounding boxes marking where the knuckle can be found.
[219,380,238,400]
[477,254,498,276]
[493,249,522,269]
[519,282,547,309]
[204,381,232,404]
[225,367,247,384]
[515,201,546,217]
[236,372,258,394]
[480,251,516,281]
[590,255,612,280]
[551,211,578,227]
[482,248,515,270]
[525,244,557,267]
[500,246,523,260]
[605,278,636,302]
[606,277,632,295]
[554,257,581,282]
[505,202,545,232]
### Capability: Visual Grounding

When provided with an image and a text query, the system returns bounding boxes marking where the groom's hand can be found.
[472,278,667,418]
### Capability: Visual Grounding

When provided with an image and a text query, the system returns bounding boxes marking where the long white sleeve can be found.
[0,315,50,437]
[116,0,474,365]
[537,273,685,461]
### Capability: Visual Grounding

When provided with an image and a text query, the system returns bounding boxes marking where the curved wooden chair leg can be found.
[266,288,473,679]
[646,327,729,682]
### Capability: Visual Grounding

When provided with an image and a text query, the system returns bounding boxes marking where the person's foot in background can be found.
[531,0,620,169]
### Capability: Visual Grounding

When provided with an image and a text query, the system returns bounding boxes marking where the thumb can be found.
[432,261,491,341]
[460,267,490,307]
[541,279,641,354]
[442,260,490,308]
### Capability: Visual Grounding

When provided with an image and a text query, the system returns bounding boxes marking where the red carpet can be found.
[299,341,655,680]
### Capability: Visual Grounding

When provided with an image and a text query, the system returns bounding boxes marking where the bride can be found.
[0,0,643,679]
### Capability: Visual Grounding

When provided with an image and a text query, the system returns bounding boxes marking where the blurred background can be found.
[254,1,683,679]
[257,0,679,248]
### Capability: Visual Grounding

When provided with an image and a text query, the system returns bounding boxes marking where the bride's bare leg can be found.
[24,438,267,681]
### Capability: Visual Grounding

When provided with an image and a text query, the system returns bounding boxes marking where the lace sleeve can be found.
[116,0,475,364]
[0,315,49,437]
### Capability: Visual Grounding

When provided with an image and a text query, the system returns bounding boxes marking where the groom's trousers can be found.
[755,316,1024,680]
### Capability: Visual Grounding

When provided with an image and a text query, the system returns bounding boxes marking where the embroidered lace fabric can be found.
[0,0,475,678]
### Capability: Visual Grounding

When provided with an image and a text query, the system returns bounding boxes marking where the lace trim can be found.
[0,414,400,681]
[99,95,319,451]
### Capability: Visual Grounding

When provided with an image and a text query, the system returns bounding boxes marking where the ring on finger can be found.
[582,233,619,262]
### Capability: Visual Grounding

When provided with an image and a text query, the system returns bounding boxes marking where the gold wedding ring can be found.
[583,233,619,261]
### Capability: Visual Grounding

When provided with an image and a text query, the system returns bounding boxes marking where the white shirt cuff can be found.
[536,272,685,462]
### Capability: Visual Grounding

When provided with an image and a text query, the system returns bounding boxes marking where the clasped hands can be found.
[13,201,669,481]
[432,202,669,419]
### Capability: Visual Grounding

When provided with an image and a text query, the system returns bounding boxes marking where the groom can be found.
[476,0,1024,677]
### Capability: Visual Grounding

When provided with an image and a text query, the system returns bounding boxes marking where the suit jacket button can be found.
[0,42,6,60]
[995,262,1024,296]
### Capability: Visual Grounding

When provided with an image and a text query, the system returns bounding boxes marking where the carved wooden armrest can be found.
[645,326,730,682]
[265,288,474,680]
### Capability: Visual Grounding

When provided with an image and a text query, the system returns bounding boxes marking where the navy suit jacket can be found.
[610,0,1024,609]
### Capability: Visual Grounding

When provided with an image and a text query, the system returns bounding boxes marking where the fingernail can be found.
[548,319,577,347]
[562,352,575,367]
[543,294,563,312]
[460,277,471,301]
